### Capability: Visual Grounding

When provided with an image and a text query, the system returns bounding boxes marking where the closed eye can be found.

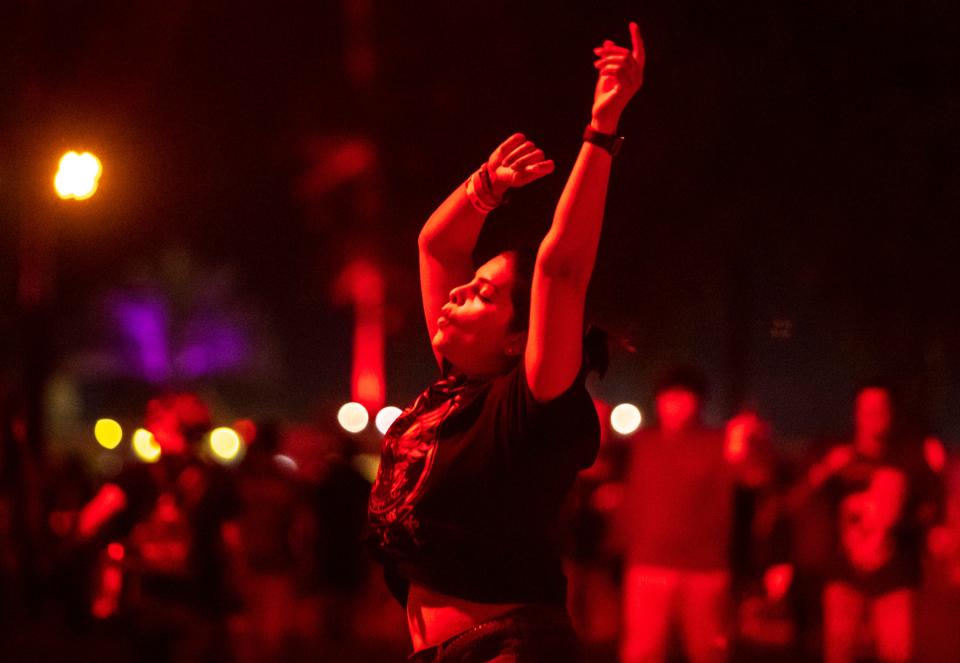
[478,283,497,302]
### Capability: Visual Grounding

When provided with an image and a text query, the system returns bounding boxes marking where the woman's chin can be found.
[432,330,456,358]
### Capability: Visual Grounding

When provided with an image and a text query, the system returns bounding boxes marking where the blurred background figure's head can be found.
[654,365,707,435]
[854,380,894,456]
[144,392,211,456]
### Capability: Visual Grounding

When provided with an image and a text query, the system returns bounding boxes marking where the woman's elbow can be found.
[418,228,438,253]
[418,229,467,260]
[535,247,592,285]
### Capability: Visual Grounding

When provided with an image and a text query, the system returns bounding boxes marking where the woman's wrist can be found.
[590,114,619,135]
[464,166,503,213]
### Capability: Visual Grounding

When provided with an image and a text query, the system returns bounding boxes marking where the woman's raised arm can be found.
[525,22,645,401]
[419,134,554,367]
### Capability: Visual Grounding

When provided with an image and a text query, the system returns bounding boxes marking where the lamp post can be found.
[18,150,102,459]
[54,151,103,201]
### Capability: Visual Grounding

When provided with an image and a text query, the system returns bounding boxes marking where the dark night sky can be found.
[1,1,958,443]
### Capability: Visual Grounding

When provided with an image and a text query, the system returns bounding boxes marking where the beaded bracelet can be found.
[464,173,497,213]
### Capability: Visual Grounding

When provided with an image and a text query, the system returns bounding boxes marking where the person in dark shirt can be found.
[618,367,771,663]
[787,382,943,663]
[368,21,646,663]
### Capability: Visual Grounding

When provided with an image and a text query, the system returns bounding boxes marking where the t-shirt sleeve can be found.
[489,362,600,468]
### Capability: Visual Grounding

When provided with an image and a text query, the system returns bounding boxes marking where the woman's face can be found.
[432,253,526,377]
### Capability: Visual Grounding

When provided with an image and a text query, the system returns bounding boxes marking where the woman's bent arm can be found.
[419,134,554,367]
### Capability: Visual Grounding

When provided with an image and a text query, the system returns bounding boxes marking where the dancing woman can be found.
[368,22,646,663]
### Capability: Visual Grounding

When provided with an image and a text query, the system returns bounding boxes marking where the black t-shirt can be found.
[368,361,600,606]
[111,456,238,612]
[823,446,938,593]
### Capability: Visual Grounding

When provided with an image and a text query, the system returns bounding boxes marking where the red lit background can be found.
[0,1,958,662]
[0,1,955,437]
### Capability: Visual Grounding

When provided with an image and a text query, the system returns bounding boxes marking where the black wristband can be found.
[583,126,624,157]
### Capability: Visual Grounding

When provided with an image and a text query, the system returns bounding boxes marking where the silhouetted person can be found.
[788,382,942,663]
[231,421,304,663]
[77,392,237,663]
[309,433,369,651]
[0,388,44,626]
[618,367,771,663]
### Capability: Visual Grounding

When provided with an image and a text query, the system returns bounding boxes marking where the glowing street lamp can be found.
[54,151,102,200]
[20,149,104,465]
[610,403,643,436]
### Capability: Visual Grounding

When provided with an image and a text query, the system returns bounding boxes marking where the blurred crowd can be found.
[569,370,960,663]
[1,374,959,663]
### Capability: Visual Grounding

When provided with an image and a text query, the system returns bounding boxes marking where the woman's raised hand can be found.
[591,21,645,133]
[486,133,555,196]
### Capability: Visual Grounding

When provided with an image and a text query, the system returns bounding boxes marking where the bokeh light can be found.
[209,427,243,462]
[337,402,369,433]
[94,418,123,449]
[274,454,298,473]
[375,406,402,435]
[54,151,102,200]
[132,428,161,463]
[610,403,642,435]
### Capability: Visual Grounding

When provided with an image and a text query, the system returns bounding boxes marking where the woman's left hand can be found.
[486,133,555,196]
[591,21,645,133]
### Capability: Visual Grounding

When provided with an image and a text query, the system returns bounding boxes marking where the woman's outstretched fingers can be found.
[503,141,535,167]
[526,160,555,175]
[511,148,545,170]
[493,133,526,161]
[630,21,645,85]
[594,55,628,69]
[514,159,554,186]
[594,44,629,56]
[630,21,644,61]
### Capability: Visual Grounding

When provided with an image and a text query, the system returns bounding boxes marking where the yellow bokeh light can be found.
[94,418,123,449]
[209,427,243,462]
[351,453,381,484]
[375,406,402,435]
[132,428,162,463]
[54,151,102,200]
[610,403,643,436]
[337,402,369,434]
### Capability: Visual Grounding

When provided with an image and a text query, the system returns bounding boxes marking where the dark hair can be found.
[499,247,609,378]
[501,247,537,333]
[654,365,708,399]
[582,325,610,379]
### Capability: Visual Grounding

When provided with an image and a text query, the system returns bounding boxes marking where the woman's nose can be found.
[449,286,466,305]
